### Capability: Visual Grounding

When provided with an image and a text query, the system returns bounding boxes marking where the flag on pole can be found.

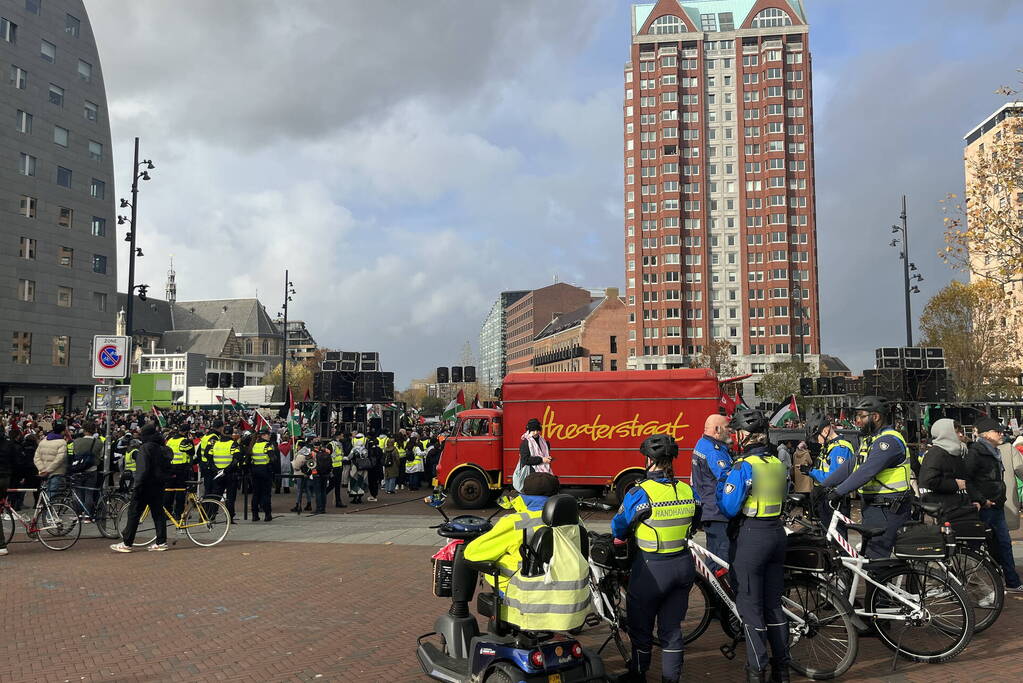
[442,389,466,421]
[225,396,248,410]
[471,394,481,409]
[734,387,748,409]
[215,395,224,404]
[718,390,736,416]
[303,388,311,402]
[286,388,302,437]
[769,395,800,427]
[253,410,272,432]
[151,405,167,428]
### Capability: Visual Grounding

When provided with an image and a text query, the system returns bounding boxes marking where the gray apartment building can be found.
[0,1,116,412]
[478,290,528,393]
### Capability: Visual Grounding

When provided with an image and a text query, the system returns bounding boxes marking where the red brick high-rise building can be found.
[624,0,821,383]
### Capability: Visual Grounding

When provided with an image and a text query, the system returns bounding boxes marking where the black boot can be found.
[304,503,312,511]
[747,669,766,683]
[769,660,790,683]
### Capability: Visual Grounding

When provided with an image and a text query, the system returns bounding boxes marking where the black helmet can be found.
[805,411,831,442]
[730,409,768,434]
[640,434,678,463]
[853,396,890,415]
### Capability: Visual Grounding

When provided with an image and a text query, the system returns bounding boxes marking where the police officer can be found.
[691,413,736,571]
[208,426,242,522]
[250,428,276,522]
[801,412,854,536]
[198,420,224,495]
[165,425,196,520]
[718,409,790,683]
[612,434,698,683]
[325,431,348,508]
[827,396,911,559]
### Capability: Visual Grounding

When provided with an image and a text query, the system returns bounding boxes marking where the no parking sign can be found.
[92,335,129,379]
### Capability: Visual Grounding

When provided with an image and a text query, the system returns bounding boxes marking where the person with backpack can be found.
[289,441,315,513]
[69,421,104,519]
[312,440,333,514]
[383,435,402,494]
[111,422,171,553]
[347,432,370,504]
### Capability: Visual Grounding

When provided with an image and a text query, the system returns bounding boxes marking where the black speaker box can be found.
[369,417,382,433]
[437,367,449,383]
[799,377,814,396]
[902,347,923,359]
[206,374,219,389]
[463,366,477,383]
[877,347,901,359]
[321,360,337,371]
[903,358,924,370]
[219,372,232,388]
[355,406,367,422]
[232,372,245,389]
[832,376,847,395]
[879,358,902,370]
[325,351,342,361]
[313,372,325,401]
[451,366,463,383]
[333,372,355,401]
[815,377,833,395]
[926,358,946,369]
[342,406,355,422]
[924,347,945,359]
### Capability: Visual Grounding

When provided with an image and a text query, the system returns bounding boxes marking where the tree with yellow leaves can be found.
[918,280,1020,401]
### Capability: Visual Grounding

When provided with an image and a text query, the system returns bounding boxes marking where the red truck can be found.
[434,369,721,508]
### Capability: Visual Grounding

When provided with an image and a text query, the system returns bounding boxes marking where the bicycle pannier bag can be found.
[893,524,946,560]
[784,532,834,572]
[949,520,988,541]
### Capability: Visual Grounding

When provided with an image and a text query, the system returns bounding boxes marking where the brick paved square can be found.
[0,514,1021,682]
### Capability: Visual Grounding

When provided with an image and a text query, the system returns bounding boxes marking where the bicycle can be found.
[790,496,975,663]
[52,476,128,539]
[1,488,82,551]
[916,508,1004,634]
[585,529,859,680]
[115,481,231,547]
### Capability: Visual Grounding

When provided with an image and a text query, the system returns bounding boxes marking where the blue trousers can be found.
[703,520,732,572]
[861,498,910,559]
[626,550,695,679]
[731,518,788,675]
[980,507,1022,588]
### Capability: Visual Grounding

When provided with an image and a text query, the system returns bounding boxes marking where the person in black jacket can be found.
[111,422,170,553]
[918,419,972,517]
[0,430,16,556]
[518,418,552,471]
[965,417,1022,590]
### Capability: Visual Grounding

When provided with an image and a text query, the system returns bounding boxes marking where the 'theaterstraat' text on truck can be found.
[434,369,721,508]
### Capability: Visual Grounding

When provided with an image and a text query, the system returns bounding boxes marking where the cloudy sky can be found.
[84,0,1022,386]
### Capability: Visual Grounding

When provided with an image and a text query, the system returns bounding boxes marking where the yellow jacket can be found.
[463,501,546,593]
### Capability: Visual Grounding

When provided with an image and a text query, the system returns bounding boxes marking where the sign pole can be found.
[103,380,113,486]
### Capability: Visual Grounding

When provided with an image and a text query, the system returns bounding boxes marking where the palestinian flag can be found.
[253,411,272,432]
[769,395,799,427]
[302,402,320,424]
[151,405,167,428]
[442,389,466,421]
[226,396,248,410]
[471,394,482,409]
[303,388,311,402]
[734,387,748,409]
[286,388,302,437]
[718,391,736,416]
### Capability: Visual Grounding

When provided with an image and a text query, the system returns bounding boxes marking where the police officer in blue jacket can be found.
[717,409,790,683]
[690,413,734,570]
[827,396,912,559]
[801,412,854,536]
[612,434,700,683]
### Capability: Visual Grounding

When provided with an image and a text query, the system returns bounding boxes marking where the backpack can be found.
[68,438,97,474]
[352,445,373,471]
[383,452,396,468]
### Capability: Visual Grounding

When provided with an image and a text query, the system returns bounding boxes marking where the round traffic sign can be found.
[97,344,122,369]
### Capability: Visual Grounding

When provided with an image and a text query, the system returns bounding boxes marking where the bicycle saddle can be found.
[846,523,885,539]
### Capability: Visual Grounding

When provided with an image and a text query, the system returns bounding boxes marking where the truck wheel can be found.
[449,470,490,509]
[614,471,645,505]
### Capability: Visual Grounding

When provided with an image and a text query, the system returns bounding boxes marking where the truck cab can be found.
[436,409,504,508]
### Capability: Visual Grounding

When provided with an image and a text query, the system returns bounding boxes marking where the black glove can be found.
[798,464,811,475]
[826,488,843,506]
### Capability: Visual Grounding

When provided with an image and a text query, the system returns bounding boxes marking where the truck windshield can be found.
[459,418,490,437]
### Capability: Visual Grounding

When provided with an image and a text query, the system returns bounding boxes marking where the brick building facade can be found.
[532,288,628,373]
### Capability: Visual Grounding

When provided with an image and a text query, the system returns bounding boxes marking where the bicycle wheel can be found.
[184,498,231,546]
[682,575,714,645]
[36,502,82,551]
[784,573,858,680]
[115,501,156,546]
[2,507,14,546]
[946,547,1003,633]
[94,493,128,539]
[866,562,974,663]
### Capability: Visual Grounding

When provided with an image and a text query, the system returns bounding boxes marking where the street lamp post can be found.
[117,136,155,349]
[889,195,923,347]
[279,271,295,404]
